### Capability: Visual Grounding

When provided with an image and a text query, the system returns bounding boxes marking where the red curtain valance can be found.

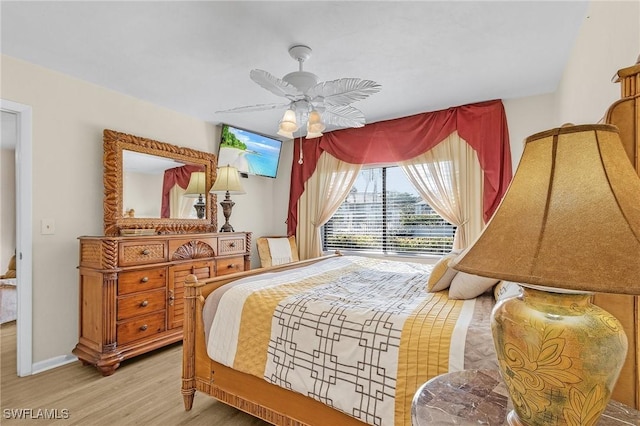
[161,164,204,218]
[287,99,512,235]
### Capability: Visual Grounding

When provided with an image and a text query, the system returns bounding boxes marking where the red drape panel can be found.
[161,164,204,218]
[287,99,512,235]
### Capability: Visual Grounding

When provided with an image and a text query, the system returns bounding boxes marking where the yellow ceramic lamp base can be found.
[492,286,628,426]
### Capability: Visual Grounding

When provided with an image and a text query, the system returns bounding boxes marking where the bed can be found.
[181,254,499,426]
[0,278,17,324]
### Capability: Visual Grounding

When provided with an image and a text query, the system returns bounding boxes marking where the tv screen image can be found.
[219,124,282,178]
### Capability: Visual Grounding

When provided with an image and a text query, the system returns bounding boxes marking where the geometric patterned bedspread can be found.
[203,256,496,426]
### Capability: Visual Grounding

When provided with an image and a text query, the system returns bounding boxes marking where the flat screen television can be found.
[218,124,282,178]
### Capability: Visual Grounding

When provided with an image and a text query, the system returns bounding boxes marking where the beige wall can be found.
[504,0,640,166]
[555,0,640,125]
[0,55,289,366]
[0,0,637,371]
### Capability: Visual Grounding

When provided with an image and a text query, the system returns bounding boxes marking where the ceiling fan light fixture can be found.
[306,130,324,139]
[279,108,299,133]
[277,129,295,139]
[307,110,326,133]
[218,44,380,139]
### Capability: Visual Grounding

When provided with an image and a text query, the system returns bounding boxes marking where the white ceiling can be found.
[1,1,589,139]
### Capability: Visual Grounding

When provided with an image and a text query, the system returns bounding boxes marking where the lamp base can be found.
[492,285,627,426]
[219,195,235,233]
[219,223,234,233]
[193,196,205,219]
[506,410,525,426]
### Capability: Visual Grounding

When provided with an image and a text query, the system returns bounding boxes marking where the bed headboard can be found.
[593,60,640,408]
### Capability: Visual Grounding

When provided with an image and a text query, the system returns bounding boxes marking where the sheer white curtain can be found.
[169,185,196,219]
[399,132,483,249]
[297,152,362,259]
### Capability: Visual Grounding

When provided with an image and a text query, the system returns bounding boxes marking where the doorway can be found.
[1,99,33,376]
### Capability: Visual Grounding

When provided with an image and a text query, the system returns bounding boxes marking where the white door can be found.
[1,99,33,376]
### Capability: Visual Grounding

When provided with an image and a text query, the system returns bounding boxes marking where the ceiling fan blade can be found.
[309,78,381,106]
[216,102,290,114]
[323,105,367,128]
[250,69,302,99]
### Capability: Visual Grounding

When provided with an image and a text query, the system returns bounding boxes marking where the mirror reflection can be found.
[122,150,205,219]
[103,128,217,235]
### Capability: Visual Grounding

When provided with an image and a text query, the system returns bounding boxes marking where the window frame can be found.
[322,164,455,259]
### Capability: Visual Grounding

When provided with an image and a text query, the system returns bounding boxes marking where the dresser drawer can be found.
[118,268,166,295]
[216,256,245,276]
[117,288,166,321]
[117,312,165,345]
[119,241,168,266]
[218,236,246,256]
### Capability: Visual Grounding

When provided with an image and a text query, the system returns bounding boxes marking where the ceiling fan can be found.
[217,44,381,138]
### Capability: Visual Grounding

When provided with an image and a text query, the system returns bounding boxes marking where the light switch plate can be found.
[41,218,55,235]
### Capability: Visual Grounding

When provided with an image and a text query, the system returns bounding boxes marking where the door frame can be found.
[1,99,33,376]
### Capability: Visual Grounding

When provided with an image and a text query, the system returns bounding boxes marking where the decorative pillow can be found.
[448,271,499,299]
[0,255,16,279]
[257,236,299,268]
[427,250,462,292]
[494,281,523,302]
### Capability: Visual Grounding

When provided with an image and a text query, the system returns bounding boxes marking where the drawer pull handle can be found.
[168,290,175,306]
[227,264,235,269]
[140,276,149,283]
[140,300,149,307]
[229,242,235,248]
[139,324,148,331]
[141,249,150,255]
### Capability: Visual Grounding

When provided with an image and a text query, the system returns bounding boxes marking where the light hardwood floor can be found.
[0,322,270,425]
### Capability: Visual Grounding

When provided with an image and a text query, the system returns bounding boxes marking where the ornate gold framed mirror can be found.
[103,129,217,235]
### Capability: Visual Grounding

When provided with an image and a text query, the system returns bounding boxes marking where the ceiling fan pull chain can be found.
[298,136,304,165]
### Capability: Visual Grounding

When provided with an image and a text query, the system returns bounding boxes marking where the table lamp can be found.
[184,171,207,219]
[454,124,640,426]
[209,165,245,232]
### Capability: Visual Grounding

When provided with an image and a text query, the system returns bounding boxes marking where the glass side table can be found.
[411,369,640,425]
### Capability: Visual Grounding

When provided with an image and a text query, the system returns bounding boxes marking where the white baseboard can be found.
[31,354,77,375]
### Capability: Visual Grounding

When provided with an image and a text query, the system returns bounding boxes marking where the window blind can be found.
[323,166,455,256]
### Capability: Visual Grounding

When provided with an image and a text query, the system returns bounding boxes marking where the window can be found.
[323,166,455,256]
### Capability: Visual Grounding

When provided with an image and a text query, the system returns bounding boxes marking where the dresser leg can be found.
[95,361,120,376]
[73,344,123,376]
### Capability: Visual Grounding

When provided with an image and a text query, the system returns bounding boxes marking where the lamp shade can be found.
[277,129,294,139]
[183,171,207,197]
[279,109,299,133]
[209,165,246,194]
[307,110,326,134]
[306,130,324,139]
[455,124,640,295]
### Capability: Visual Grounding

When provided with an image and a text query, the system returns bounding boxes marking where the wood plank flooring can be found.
[0,322,269,425]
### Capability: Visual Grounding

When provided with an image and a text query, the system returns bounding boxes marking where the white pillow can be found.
[426,250,462,292]
[448,272,499,299]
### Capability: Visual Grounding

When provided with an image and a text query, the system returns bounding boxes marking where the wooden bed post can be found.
[181,274,199,411]
[597,60,640,409]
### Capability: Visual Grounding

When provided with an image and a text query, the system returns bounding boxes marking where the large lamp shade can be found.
[456,124,640,295]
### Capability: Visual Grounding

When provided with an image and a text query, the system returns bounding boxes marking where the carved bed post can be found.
[182,274,199,410]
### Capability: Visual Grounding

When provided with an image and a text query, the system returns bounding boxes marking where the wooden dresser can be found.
[73,231,251,376]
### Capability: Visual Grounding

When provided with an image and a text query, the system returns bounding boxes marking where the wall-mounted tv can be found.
[218,124,282,178]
